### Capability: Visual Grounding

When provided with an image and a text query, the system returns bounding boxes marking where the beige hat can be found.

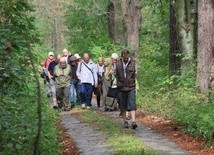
[74,53,81,59]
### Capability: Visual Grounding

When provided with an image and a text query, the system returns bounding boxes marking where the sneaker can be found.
[124,121,129,128]
[131,122,138,129]
[82,104,86,109]
[86,106,91,109]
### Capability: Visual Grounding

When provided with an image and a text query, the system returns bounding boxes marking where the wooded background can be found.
[0,0,213,154]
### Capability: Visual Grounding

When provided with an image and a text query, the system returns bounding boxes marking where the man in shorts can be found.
[115,49,137,129]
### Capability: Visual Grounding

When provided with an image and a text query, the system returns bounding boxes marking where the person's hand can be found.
[77,76,81,80]
[94,83,98,88]
[49,76,53,80]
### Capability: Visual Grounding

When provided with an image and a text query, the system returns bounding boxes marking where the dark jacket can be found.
[70,63,78,81]
[116,58,136,91]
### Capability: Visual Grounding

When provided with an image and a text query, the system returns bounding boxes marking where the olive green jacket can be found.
[54,64,71,88]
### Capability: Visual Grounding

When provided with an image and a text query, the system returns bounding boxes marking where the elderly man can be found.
[76,53,98,109]
[48,54,61,109]
[116,49,137,129]
[54,57,71,111]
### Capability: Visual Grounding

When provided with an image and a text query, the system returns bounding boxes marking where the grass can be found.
[74,109,157,155]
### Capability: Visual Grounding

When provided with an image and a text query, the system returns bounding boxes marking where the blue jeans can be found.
[79,83,93,107]
[70,79,81,106]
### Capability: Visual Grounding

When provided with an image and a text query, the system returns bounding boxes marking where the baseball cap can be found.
[48,52,54,56]
[111,53,118,59]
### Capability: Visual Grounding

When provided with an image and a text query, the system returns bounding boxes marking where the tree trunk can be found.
[169,0,181,75]
[197,0,214,94]
[108,0,142,58]
[123,0,142,58]
[175,0,197,67]
[107,2,115,41]
[110,0,127,45]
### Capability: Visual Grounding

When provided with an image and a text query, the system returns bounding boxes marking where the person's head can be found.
[111,53,118,64]
[104,57,112,67]
[121,49,129,62]
[55,54,61,63]
[70,56,78,65]
[98,57,103,66]
[74,53,81,62]
[83,53,90,64]
[62,49,69,57]
[59,57,67,68]
[48,52,54,60]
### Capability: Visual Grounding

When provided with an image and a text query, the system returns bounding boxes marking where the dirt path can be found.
[60,101,189,155]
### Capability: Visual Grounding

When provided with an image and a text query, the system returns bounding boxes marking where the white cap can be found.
[48,52,54,56]
[74,53,81,59]
[111,53,118,59]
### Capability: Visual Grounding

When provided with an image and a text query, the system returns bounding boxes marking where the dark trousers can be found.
[79,83,93,107]
[56,86,70,108]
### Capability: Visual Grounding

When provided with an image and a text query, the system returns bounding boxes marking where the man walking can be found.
[54,57,71,111]
[115,49,137,129]
[69,55,81,109]
[76,53,98,109]
[48,54,61,109]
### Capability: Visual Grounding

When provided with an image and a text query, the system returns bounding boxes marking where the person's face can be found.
[60,61,67,68]
[83,55,89,63]
[56,56,61,63]
[112,58,117,64]
[98,59,103,66]
[63,51,68,57]
[122,53,129,61]
[49,55,54,60]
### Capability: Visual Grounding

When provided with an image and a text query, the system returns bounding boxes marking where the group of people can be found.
[41,48,137,129]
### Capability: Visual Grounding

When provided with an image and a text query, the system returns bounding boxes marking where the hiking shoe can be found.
[131,122,138,129]
[124,121,129,128]
[82,104,86,109]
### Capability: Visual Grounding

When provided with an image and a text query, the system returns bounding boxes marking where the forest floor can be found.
[59,100,214,155]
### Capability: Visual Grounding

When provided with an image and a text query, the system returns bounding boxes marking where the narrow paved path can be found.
[60,100,189,155]
[60,112,114,155]
[96,108,189,155]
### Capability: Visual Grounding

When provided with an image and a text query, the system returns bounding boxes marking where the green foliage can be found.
[139,0,214,143]
[139,0,169,91]
[0,0,61,154]
[65,0,111,53]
